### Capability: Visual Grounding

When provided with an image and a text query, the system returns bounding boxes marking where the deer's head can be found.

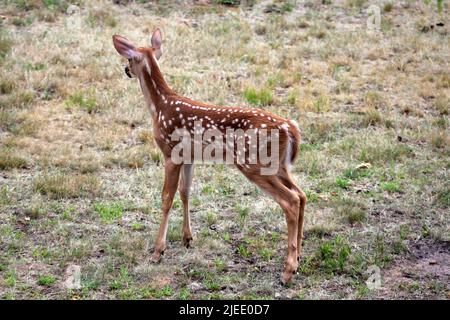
[112,29,163,79]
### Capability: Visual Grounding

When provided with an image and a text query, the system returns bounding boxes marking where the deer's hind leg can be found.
[179,164,194,248]
[277,167,307,259]
[237,166,300,285]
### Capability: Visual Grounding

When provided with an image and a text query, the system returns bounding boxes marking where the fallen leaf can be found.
[356,162,371,170]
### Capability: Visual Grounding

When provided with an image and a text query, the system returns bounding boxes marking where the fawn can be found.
[112,29,306,284]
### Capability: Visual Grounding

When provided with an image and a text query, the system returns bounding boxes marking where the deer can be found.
[112,29,307,285]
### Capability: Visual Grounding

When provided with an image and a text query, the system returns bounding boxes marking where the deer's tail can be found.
[285,120,301,167]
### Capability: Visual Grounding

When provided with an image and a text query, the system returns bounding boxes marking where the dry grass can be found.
[0,150,28,170]
[34,173,100,199]
[0,0,449,300]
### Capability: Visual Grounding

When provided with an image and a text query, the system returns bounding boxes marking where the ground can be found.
[0,0,449,299]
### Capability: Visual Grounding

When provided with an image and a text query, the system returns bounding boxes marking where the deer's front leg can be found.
[151,159,182,263]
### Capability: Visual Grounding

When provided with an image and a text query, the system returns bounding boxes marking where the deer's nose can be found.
[125,66,132,78]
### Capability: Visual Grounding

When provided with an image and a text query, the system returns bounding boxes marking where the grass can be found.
[0,30,12,58]
[34,173,100,199]
[0,186,13,205]
[0,150,27,170]
[335,198,367,225]
[37,275,56,287]
[0,0,448,300]
[86,8,117,28]
[435,186,449,207]
[429,130,448,149]
[300,236,352,276]
[65,91,98,114]
[25,202,46,219]
[433,95,448,115]
[243,87,273,106]
[237,243,251,259]
[335,177,349,189]
[381,182,401,193]
[202,211,218,228]
[94,202,124,223]
[0,78,14,94]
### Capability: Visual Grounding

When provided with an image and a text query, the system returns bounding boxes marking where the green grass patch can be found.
[37,275,56,287]
[300,235,351,275]
[94,202,123,223]
[380,181,400,193]
[5,270,16,287]
[336,177,349,189]
[203,276,222,291]
[237,243,251,259]
[65,91,98,114]
[131,222,144,231]
[243,87,273,106]
[259,247,273,261]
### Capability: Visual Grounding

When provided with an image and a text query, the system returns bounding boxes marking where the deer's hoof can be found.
[281,271,293,286]
[150,251,163,264]
[183,236,193,248]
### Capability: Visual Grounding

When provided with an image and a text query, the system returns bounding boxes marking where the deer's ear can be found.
[151,28,163,60]
[112,35,140,59]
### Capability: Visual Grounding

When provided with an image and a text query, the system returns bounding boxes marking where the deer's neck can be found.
[138,56,174,119]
